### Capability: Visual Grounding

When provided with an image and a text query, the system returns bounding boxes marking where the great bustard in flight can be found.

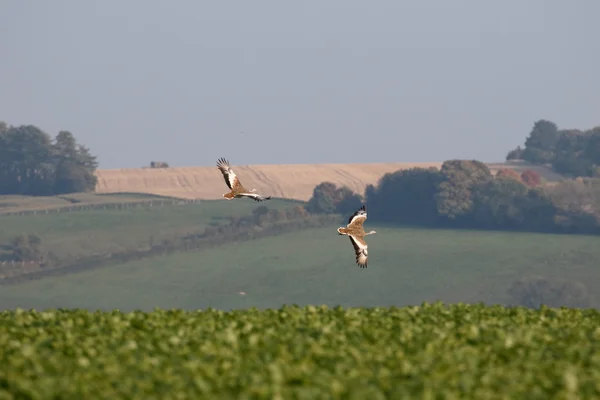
[216,158,272,202]
[337,205,376,268]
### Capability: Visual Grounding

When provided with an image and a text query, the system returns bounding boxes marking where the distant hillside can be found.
[94,160,566,201]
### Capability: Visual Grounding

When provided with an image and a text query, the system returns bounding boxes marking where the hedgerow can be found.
[1,303,599,398]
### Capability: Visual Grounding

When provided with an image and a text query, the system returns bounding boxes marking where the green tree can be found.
[366,167,442,226]
[305,182,363,215]
[334,186,363,217]
[508,121,600,178]
[0,123,98,196]
[435,160,492,221]
[0,125,55,195]
[525,119,560,150]
[522,119,559,164]
[552,129,591,176]
[518,188,561,232]
[544,178,600,231]
[505,146,524,160]
[361,157,598,234]
[0,125,12,193]
[471,178,529,229]
[305,182,338,214]
[53,131,98,194]
[582,127,600,167]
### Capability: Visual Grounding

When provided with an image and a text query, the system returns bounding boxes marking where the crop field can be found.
[94,160,565,201]
[0,198,300,261]
[0,304,599,398]
[2,225,599,312]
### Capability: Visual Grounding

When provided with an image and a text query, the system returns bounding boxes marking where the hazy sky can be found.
[1,1,598,169]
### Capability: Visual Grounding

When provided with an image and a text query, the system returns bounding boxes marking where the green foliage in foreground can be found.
[1,304,600,399]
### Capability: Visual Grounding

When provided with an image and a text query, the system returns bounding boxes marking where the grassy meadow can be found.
[0,196,301,261]
[0,192,180,214]
[1,304,599,398]
[1,224,599,311]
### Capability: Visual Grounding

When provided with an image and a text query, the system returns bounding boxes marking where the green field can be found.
[1,225,598,311]
[1,304,599,398]
[0,192,179,214]
[1,196,599,399]
[0,197,301,261]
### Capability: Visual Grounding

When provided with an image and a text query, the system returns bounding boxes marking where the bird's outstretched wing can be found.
[237,193,272,202]
[216,158,242,190]
[348,234,368,268]
[347,205,367,228]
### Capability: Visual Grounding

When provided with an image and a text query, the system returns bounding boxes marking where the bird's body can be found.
[216,158,271,202]
[337,205,376,268]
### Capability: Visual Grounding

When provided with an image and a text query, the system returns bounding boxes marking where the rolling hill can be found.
[94,160,566,201]
[1,225,597,312]
[0,198,302,278]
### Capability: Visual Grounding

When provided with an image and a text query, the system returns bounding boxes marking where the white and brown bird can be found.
[216,158,271,202]
[337,205,376,268]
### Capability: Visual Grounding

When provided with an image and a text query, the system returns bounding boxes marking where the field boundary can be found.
[0,214,341,285]
[0,197,299,217]
[0,198,199,217]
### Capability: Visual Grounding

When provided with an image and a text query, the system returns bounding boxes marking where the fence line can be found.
[1,260,42,265]
[0,198,202,217]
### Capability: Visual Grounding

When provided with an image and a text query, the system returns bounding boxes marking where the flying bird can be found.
[216,158,271,202]
[337,205,376,268]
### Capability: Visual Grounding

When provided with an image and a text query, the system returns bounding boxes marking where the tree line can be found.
[506,119,600,178]
[4,118,600,236]
[307,160,600,235]
[0,122,98,196]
